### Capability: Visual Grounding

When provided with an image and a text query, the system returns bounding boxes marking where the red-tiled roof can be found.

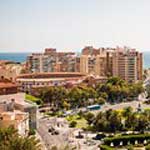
[0,82,18,88]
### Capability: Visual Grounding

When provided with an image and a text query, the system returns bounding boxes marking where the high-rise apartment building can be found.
[112,47,143,82]
[26,46,143,83]
[27,48,78,73]
[80,46,113,76]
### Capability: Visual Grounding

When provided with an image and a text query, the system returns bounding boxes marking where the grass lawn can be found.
[66,114,88,129]
[25,94,41,104]
[76,117,88,128]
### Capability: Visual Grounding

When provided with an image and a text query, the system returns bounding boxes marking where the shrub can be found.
[28,128,36,136]
[69,121,77,128]
[25,94,42,105]
[77,110,84,118]
[84,112,95,125]
[100,145,114,150]
[104,134,150,147]
[146,145,150,150]
[96,97,106,105]
[127,145,134,150]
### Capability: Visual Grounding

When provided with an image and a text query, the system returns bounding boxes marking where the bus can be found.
[87,104,101,111]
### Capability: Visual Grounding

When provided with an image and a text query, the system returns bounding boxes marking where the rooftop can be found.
[0,77,18,88]
[0,82,18,88]
[0,110,28,121]
[17,72,86,79]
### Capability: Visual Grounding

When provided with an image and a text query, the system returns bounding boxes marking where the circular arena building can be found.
[16,72,86,92]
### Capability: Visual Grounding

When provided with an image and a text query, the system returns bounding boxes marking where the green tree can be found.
[84,112,95,125]
[40,86,67,110]
[122,107,133,118]
[95,97,106,105]
[0,126,41,150]
[107,110,123,132]
[68,87,83,108]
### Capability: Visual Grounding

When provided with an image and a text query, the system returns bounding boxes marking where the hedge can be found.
[146,145,150,150]
[104,134,150,147]
[100,145,114,150]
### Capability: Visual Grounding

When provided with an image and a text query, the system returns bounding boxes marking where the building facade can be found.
[26,46,143,83]
[0,110,29,136]
[27,48,78,73]
[112,47,143,82]
[0,77,37,130]
[16,72,86,93]
[80,46,113,77]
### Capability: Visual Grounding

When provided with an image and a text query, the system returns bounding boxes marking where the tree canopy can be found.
[35,77,144,109]
[0,126,41,150]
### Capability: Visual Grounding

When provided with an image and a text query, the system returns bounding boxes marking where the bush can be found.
[100,145,114,150]
[127,145,134,150]
[25,94,42,105]
[28,128,36,135]
[96,97,106,105]
[69,121,77,128]
[104,134,150,147]
[77,110,84,118]
[146,145,150,150]
[84,112,95,125]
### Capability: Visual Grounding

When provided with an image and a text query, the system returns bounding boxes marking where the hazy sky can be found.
[0,0,150,52]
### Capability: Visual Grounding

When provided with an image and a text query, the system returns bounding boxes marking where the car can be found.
[48,127,55,133]
[92,133,106,140]
[51,130,59,135]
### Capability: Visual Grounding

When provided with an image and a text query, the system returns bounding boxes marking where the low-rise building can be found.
[0,110,29,136]
[0,60,24,81]
[0,77,37,130]
[16,72,86,93]
[0,93,37,129]
[0,76,18,95]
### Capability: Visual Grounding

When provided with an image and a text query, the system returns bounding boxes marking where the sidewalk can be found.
[36,131,47,150]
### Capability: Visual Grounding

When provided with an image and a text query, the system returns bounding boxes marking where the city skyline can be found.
[0,0,150,52]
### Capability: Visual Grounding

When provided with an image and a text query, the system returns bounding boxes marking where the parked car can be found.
[51,130,59,135]
[93,133,106,140]
[48,127,55,133]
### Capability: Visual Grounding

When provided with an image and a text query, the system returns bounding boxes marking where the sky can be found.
[0,0,150,52]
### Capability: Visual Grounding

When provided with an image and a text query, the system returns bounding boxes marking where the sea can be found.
[0,52,150,69]
[0,53,30,63]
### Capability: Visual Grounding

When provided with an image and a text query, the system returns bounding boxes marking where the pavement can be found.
[93,97,150,115]
[37,115,75,150]
[36,94,150,150]
[37,114,101,150]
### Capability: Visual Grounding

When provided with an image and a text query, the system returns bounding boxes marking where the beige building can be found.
[80,46,143,82]
[0,77,37,129]
[0,60,24,81]
[0,93,37,129]
[112,47,143,82]
[26,46,143,83]
[16,72,86,92]
[27,48,78,73]
[80,47,113,77]
[0,110,29,136]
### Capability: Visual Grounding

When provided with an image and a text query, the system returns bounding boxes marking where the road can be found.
[93,99,150,115]
[37,117,68,149]
[37,113,101,150]
[37,95,150,150]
